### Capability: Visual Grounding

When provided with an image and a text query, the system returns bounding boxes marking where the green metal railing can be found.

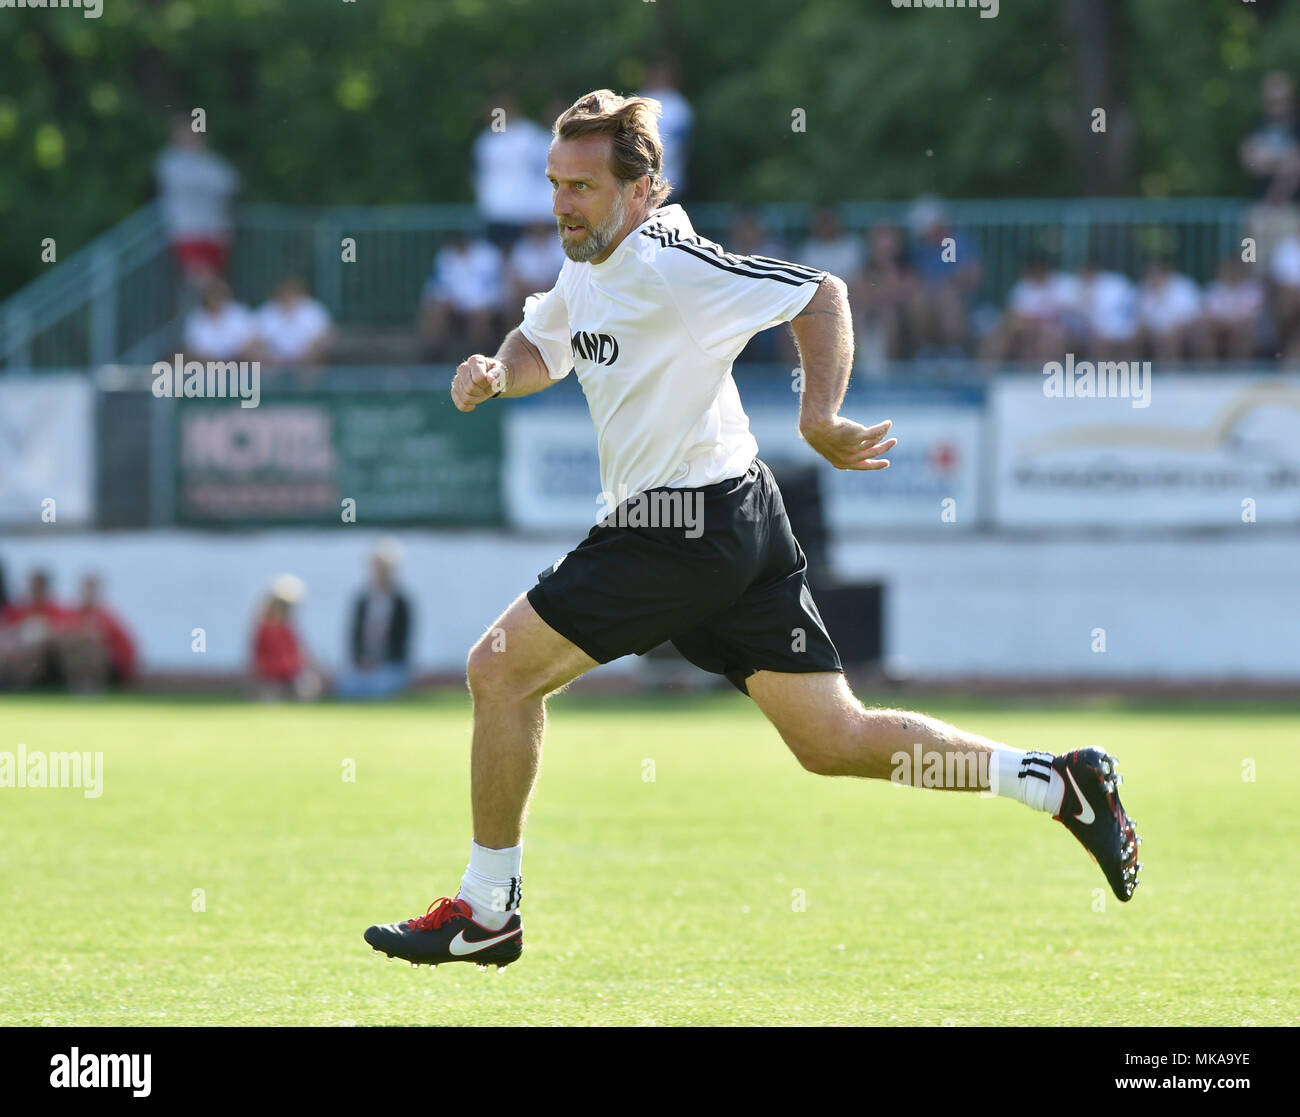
[1,197,1252,370]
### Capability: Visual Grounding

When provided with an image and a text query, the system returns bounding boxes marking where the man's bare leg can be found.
[465,593,598,848]
[363,594,597,963]
[745,669,1012,789]
[745,669,1141,900]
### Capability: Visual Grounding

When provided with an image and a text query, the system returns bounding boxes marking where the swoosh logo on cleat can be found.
[1065,767,1095,825]
[448,929,519,956]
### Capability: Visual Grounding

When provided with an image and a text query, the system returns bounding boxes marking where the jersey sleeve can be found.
[518,283,573,380]
[656,245,827,363]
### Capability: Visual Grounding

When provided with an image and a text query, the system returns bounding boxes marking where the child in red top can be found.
[250,577,325,700]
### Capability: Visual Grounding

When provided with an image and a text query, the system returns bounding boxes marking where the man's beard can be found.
[559,184,631,262]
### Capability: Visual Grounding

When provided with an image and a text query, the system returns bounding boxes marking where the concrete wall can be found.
[2,530,1297,682]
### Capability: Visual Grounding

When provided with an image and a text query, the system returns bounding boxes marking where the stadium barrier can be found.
[1,197,1250,370]
[4,364,1298,535]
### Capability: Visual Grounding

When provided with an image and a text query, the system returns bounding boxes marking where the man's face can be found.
[547,135,643,264]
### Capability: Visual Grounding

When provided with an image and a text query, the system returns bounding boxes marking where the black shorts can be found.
[527,457,842,695]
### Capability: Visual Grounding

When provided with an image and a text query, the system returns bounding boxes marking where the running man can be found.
[364,90,1141,970]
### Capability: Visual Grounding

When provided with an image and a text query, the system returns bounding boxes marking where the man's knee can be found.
[466,634,516,699]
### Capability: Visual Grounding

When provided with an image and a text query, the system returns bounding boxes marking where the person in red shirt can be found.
[0,569,76,690]
[68,575,138,688]
[250,576,325,700]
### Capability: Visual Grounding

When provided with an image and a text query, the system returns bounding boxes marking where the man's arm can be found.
[493,327,557,398]
[789,275,896,471]
[450,327,557,412]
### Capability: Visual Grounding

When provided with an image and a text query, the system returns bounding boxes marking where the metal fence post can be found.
[90,248,118,366]
[4,302,32,369]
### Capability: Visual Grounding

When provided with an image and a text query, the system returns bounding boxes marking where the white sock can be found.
[457,841,523,931]
[990,748,1065,814]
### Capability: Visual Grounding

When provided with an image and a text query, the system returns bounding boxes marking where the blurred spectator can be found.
[1240,72,1300,268]
[0,569,73,690]
[155,114,240,284]
[850,223,923,367]
[251,575,325,701]
[730,209,793,363]
[505,222,566,316]
[1270,234,1300,359]
[982,253,1075,361]
[335,540,413,701]
[908,197,983,353]
[1137,258,1205,359]
[0,559,7,611]
[418,231,506,361]
[473,92,554,251]
[1203,257,1265,360]
[1071,257,1139,361]
[257,275,335,366]
[638,56,694,200]
[182,277,259,362]
[64,575,138,692]
[798,207,864,280]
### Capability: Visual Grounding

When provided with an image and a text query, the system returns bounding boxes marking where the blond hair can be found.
[552,89,671,207]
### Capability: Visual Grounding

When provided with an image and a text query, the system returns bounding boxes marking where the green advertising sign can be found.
[174,390,502,526]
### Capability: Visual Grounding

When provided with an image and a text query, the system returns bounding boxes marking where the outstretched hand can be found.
[799,416,896,471]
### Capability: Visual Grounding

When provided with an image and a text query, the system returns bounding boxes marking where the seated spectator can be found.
[182,277,258,362]
[798,206,864,281]
[1269,234,1300,359]
[1203,257,1265,360]
[256,276,335,367]
[729,209,794,363]
[1240,72,1300,269]
[62,575,138,691]
[251,576,325,701]
[909,197,983,354]
[1137,259,1205,359]
[335,541,413,701]
[981,253,1076,361]
[0,569,74,690]
[1072,257,1139,361]
[850,223,923,367]
[418,231,506,361]
[505,222,566,317]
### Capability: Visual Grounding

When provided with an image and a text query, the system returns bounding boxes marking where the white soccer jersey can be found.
[519,204,826,508]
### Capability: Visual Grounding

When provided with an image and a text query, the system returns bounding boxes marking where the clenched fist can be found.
[451,355,509,412]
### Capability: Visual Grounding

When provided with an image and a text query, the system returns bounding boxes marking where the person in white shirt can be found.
[983,254,1075,361]
[798,206,866,285]
[256,276,335,366]
[1072,259,1139,361]
[472,92,556,250]
[638,57,694,199]
[1137,259,1206,359]
[505,221,567,317]
[154,115,240,284]
[1269,234,1300,359]
[363,89,1143,969]
[418,232,506,360]
[182,278,257,362]
[1203,257,1264,359]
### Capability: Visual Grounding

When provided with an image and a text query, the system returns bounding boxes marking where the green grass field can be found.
[1,691,1297,1026]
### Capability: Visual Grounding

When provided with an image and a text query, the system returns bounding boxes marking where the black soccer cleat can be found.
[1052,747,1142,902]
[364,896,522,970]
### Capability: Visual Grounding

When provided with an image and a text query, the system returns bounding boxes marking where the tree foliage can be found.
[3,0,1300,296]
